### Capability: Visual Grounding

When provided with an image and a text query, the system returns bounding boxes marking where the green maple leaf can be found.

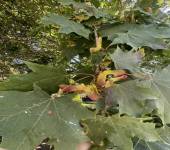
[42,14,91,39]
[104,80,159,117]
[135,65,170,124]
[0,62,66,93]
[152,65,170,102]
[81,115,160,150]
[0,86,93,150]
[100,23,170,49]
[149,65,170,123]
[110,46,143,71]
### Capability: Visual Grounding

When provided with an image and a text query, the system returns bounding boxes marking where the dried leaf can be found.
[59,84,100,101]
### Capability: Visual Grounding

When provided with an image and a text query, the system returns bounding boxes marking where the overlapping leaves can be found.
[81,116,160,150]
[0,86,93,150]
[104,80,159,117]
[100,23,170,49]
[1,0,170,149]
[108,47,170,124]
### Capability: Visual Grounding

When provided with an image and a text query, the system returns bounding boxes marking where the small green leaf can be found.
[0,87,93,150]
[42,14,91,39]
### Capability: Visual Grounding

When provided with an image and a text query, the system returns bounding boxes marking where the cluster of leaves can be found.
[1,0,170,150]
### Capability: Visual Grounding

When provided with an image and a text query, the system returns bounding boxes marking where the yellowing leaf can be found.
[72,94,82,102]
[59,84,100,101]
[104,76,128,88]
[84,84,100,101]
[96,70,128,88]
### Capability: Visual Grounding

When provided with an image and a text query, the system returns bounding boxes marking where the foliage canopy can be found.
[1,0,170,150]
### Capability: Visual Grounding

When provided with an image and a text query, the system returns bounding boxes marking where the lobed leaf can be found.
[150,65,170,123]
[136,65,170,124]
[104,80,159,117]
[42,14,91,39]
[100,23,170,49]
[0,86,93,150]
[110,47,144,71]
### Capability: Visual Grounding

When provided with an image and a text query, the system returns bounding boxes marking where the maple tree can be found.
[0,0,170,150]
